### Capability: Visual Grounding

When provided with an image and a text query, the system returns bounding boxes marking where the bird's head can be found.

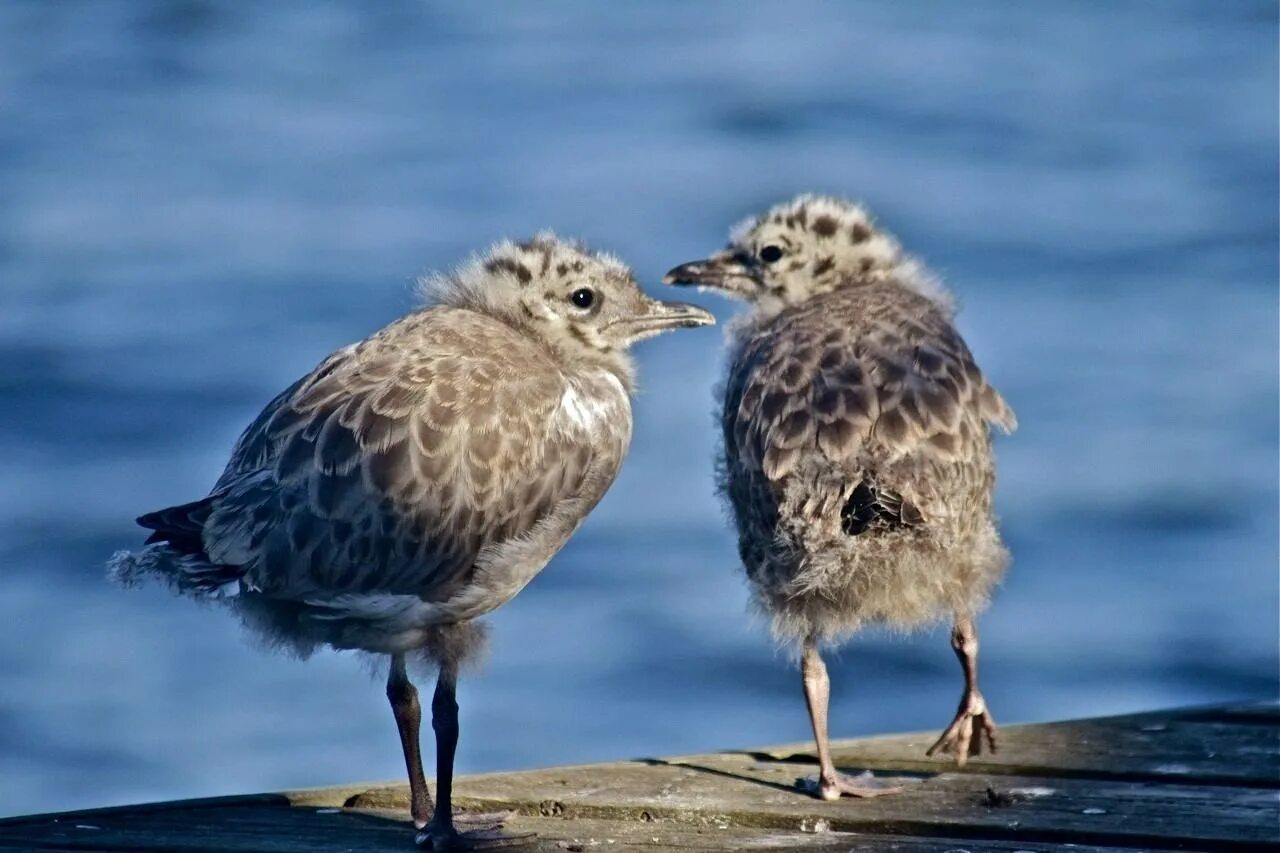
[428,234,713,372]
[664,195,906,314]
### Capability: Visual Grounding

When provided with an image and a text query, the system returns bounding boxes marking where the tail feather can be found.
[107,544,242,598]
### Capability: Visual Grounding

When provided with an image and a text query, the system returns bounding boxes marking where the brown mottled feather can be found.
[728,284,1012,485]
[721,279,1015,640]
[201,307,623,604]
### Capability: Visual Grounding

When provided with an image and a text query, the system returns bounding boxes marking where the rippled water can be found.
[1,1,1276,817]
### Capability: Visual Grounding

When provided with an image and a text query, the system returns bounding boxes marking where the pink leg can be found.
[797,638,901,800]
[927,615,999,767]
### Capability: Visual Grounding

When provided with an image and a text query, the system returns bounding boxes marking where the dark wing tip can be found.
[136,497,215,534]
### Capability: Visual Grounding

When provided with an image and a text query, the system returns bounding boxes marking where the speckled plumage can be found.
[667,194,1014,792]
[722,278,1015,644]
[110,235,713,847]
[175,307,626,654]
[114,243,639,656]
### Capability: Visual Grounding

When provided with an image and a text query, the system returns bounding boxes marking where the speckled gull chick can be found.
[665,195,1015,800]
[109,235,713,850]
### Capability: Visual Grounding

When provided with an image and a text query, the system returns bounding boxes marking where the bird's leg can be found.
[927,614,998,766]
[797,638,901,800]
[416,662,462,848]
[416,664,525,850]
[387,653,432,828]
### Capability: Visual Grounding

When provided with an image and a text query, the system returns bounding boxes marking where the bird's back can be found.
[720,281,1015,638]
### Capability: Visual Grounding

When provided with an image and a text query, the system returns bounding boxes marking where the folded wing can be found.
[726,291,1015,490]
[181,309,597,604]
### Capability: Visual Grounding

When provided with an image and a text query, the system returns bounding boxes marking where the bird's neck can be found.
[742,263,954,328]
[553,348,637,398]
[452,301,638,395]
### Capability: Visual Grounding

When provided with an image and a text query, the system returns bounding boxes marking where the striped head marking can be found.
[426,233,713,364]
[664,195,904,311]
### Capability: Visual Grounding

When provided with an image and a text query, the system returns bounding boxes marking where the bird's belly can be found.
[431,458,625,623]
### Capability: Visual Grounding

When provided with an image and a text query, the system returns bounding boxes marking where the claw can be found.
[415,828,536,850]
[414,813,534,850]
[798,769,903,800]
[927,691,998,767]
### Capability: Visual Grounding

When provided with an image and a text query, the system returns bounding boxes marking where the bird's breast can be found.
[554,371,632,440]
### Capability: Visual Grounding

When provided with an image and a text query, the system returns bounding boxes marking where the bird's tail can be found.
[107,544,242,599]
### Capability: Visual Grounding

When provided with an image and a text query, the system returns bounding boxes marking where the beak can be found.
[663,250,758,296]
[605,297,715,342]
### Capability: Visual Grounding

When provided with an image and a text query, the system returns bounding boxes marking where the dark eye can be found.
[570,288,595,309]
[759,245,784,264]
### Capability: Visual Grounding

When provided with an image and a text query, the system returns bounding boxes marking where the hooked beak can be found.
[663,250,759,297]
[605,297,715,342]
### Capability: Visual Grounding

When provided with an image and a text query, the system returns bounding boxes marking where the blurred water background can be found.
[1,0,1276,818]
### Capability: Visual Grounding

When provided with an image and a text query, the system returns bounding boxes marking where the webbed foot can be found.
[927,690,998,767]
[414,811,533,850]
[797,769,903,800]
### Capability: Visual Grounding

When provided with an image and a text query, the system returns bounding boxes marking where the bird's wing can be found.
[728,293,1015,485]
[200,308,602,603]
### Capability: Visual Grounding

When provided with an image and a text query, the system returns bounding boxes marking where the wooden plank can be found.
[1174,701,1280,724]
[427,754,1278,850]
[754,705,1280,787]
[0,804,1189,852]
[0,805,413,852]
[1,703,1274,851]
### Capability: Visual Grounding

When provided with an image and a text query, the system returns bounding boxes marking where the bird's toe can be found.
[927,695,999,766]
[798,770,903,800]
[414,818,534,851]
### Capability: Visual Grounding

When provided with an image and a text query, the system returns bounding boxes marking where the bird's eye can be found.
[570,288,595,309]
[759,245,784,264]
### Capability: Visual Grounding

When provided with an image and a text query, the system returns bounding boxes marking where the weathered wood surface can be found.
[2,702,1276,851]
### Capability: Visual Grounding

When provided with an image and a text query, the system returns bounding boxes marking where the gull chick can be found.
[110,235,713,849]
[666,195,1015,799]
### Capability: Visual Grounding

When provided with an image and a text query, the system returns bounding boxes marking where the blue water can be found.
[1,1,1276,818]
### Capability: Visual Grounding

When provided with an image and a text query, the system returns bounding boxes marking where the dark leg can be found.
[927,614,998,766]
[427,663,460,841]
[387,653,432,828]
[415,664,529,850]
[797,637,900,800]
